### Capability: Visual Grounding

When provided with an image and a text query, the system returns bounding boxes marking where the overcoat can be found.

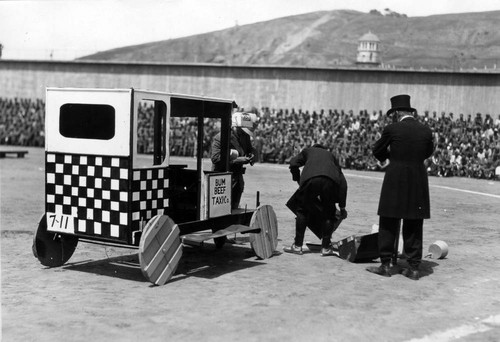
[211,129,254,173]
[211,128,255,209]
[287,146,347,210]
[289,146,347,206]
[373,117,434,219]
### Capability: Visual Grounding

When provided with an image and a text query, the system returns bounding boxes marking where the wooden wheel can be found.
[32,213,78,267]
[249,205,278,259]
[139,215,183,286]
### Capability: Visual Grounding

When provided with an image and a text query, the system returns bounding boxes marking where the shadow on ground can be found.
[62,241,270,284]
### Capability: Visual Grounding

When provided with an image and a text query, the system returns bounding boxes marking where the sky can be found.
[0,0,499,60]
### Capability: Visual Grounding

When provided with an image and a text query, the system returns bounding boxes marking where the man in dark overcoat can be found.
[367,94,434,280]
[284,144,348,256]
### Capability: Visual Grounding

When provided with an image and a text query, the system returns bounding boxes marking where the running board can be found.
[181,224,261,246]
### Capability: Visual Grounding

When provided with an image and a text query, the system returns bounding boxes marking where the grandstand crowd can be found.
[2,97,500,180]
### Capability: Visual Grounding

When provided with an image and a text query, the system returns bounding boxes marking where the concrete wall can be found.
[1,60,499,115]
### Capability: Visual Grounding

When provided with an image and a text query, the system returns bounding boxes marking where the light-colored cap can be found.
[232,112,259,136]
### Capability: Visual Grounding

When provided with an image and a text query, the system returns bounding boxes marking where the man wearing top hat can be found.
[366,94,434,280]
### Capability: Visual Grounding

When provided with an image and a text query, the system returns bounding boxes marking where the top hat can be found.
[386,94,415,115]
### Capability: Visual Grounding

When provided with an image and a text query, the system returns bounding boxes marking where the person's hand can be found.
[377,159,390,169]
[229,149,239,161]
[340,208,348,219]
[248,153,255,166]
[234,156,250,164]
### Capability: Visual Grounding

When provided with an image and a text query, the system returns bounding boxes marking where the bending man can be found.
[284,144,348,256]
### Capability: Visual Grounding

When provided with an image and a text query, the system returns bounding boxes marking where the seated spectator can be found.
[1,97,499,181]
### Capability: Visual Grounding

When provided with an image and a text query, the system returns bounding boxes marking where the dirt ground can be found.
[1,147,500,342]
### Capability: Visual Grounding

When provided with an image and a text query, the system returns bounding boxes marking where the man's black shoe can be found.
[366,264,391,277]
[401,267,420,280]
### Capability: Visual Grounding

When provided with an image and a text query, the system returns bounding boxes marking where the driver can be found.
[211,110,258,209]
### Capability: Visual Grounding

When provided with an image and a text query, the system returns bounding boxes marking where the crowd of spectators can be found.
[252,107,500,180]
[0,97,45,147]
[1,97,499,180]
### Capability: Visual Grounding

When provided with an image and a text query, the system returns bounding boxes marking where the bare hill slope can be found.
[80,10,500,70]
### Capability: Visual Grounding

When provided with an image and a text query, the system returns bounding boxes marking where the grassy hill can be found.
[79,10,500,70]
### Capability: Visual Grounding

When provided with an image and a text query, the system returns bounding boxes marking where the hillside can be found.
[79,10,500,70]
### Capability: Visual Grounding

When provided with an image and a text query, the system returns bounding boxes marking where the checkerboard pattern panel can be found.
[131,168,170,229]
[45,152,130,243]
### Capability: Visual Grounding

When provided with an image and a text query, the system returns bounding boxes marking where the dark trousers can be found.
[295,213,335,248]
[293,176,337,248]
[379,216,423,268]
[231,172,244,209]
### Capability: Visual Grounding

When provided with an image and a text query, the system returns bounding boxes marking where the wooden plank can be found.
[305,242,340,256]
[139,215,183,285]
[249,205,278,259]
[154,246,183,285]
[178,210,254,235]
[142,215,171,253]
[181,224,260,244]
[141,215,176,265]
[148,232,182,285]
[143,225,181,276]
[0,150,28,158]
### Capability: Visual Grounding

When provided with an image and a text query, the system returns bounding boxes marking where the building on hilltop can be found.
[356,31,381,66]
